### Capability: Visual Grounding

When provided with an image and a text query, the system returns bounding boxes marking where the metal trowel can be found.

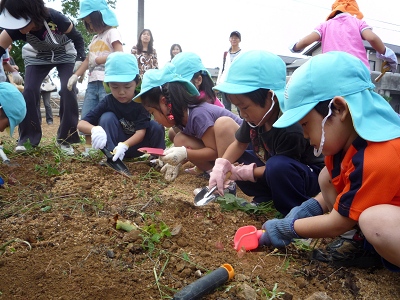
[194,185,219,206]
[100,148,132,177]
[194,172,232,206]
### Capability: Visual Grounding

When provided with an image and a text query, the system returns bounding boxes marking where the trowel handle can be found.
[173,264,234,300]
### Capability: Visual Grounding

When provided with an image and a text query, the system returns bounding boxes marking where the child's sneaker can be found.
[15,145,26,152]
[57,143,74,156]
[311,236,383,268]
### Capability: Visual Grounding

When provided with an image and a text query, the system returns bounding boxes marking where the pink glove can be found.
[208,158,232,195]
[230,163,256,182]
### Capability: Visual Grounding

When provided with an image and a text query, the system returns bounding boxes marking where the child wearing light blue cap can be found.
[68,0,123,154]
[134,63,242,182]
[0,82,26,137]
[210,50,323,215]
[77,52,165,162]
[260,51,400,271]
[170,51,224,175]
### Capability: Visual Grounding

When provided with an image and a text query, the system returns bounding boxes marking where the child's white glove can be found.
[112,142,129,162]
[376,47,398,72]
[160,146,187,165]
[160,163,182,182]
[67,74,78,91]
[91,126,107,149]
[12,71,24,85]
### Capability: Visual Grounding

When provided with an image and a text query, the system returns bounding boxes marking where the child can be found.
[77,52,165,162]
[170,52,225,175]
[290,0,397,72]
[0,82,26,137]
[260,51,400,270]
[209,50,324,215]
[68,0,123,154]
[133,63,243,182]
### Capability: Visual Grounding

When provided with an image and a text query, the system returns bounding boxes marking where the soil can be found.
[0,116,399,300]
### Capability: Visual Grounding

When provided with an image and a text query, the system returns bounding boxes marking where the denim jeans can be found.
[81,81,108,119]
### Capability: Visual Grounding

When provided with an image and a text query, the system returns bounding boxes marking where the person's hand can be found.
[289,42,302,53]
[160,146,187,165]
[73,60,82,73]
[12,71,24,85]
[258,218,300,248]
[91,126,107,149]
[285,198,323,219]
[88,53,98,72]
[112,142,129,162]
[67,74,78,91]
[376,47,398,72]
[160,163,181,182]
[230,163,256,182]
[208,158,232,195]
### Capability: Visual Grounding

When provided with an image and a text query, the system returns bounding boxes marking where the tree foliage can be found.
[10,0,117,75]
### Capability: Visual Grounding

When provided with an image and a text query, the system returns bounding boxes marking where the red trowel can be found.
[138,147,165,156]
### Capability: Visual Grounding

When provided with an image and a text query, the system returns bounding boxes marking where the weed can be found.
[217,193,276,215]
[140,220,171,253]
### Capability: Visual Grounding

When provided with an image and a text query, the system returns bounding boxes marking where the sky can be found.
[46,0,400,82]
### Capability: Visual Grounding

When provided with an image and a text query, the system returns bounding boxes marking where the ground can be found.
[0,117,399,300]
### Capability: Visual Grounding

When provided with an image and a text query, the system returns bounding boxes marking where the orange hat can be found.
[326,0,363,20]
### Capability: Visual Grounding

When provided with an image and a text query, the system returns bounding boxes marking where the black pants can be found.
[18,64,80,147]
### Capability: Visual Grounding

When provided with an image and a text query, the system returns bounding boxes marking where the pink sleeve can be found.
[213,97,225,108]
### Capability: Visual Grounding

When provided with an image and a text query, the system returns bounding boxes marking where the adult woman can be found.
[169,43,181,61]
[0,0,86,154]
[131,29,158,78]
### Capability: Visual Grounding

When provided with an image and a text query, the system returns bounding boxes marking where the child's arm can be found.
[77,120,95,135]
[363,29,398,72]
[290,32,320,53]
[90,41,123,67]
[294,209,357,238]
[361,29,386,55]
[111,129,146,162]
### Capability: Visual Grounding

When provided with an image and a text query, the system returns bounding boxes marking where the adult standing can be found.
[169,43,182,61]
[216,31,242,111]
[0,0,86,154]
[131,29,158,78]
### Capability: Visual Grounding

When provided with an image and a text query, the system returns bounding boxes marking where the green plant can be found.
[217,193,276,215]
[140,220,171,253]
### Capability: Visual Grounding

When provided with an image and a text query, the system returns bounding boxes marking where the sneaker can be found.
[15,145,26,152]
[58,143,74,156]
[47,121,53,125]
[311,237,383,268]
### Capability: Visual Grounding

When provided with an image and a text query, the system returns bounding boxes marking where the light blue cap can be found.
[274,51,400,142]
[0,82,26,136]
[134,63,199,103]
[78,0,118,27]
[213,50,286,103]
[104,52,139,83]
[171,52,210,81]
